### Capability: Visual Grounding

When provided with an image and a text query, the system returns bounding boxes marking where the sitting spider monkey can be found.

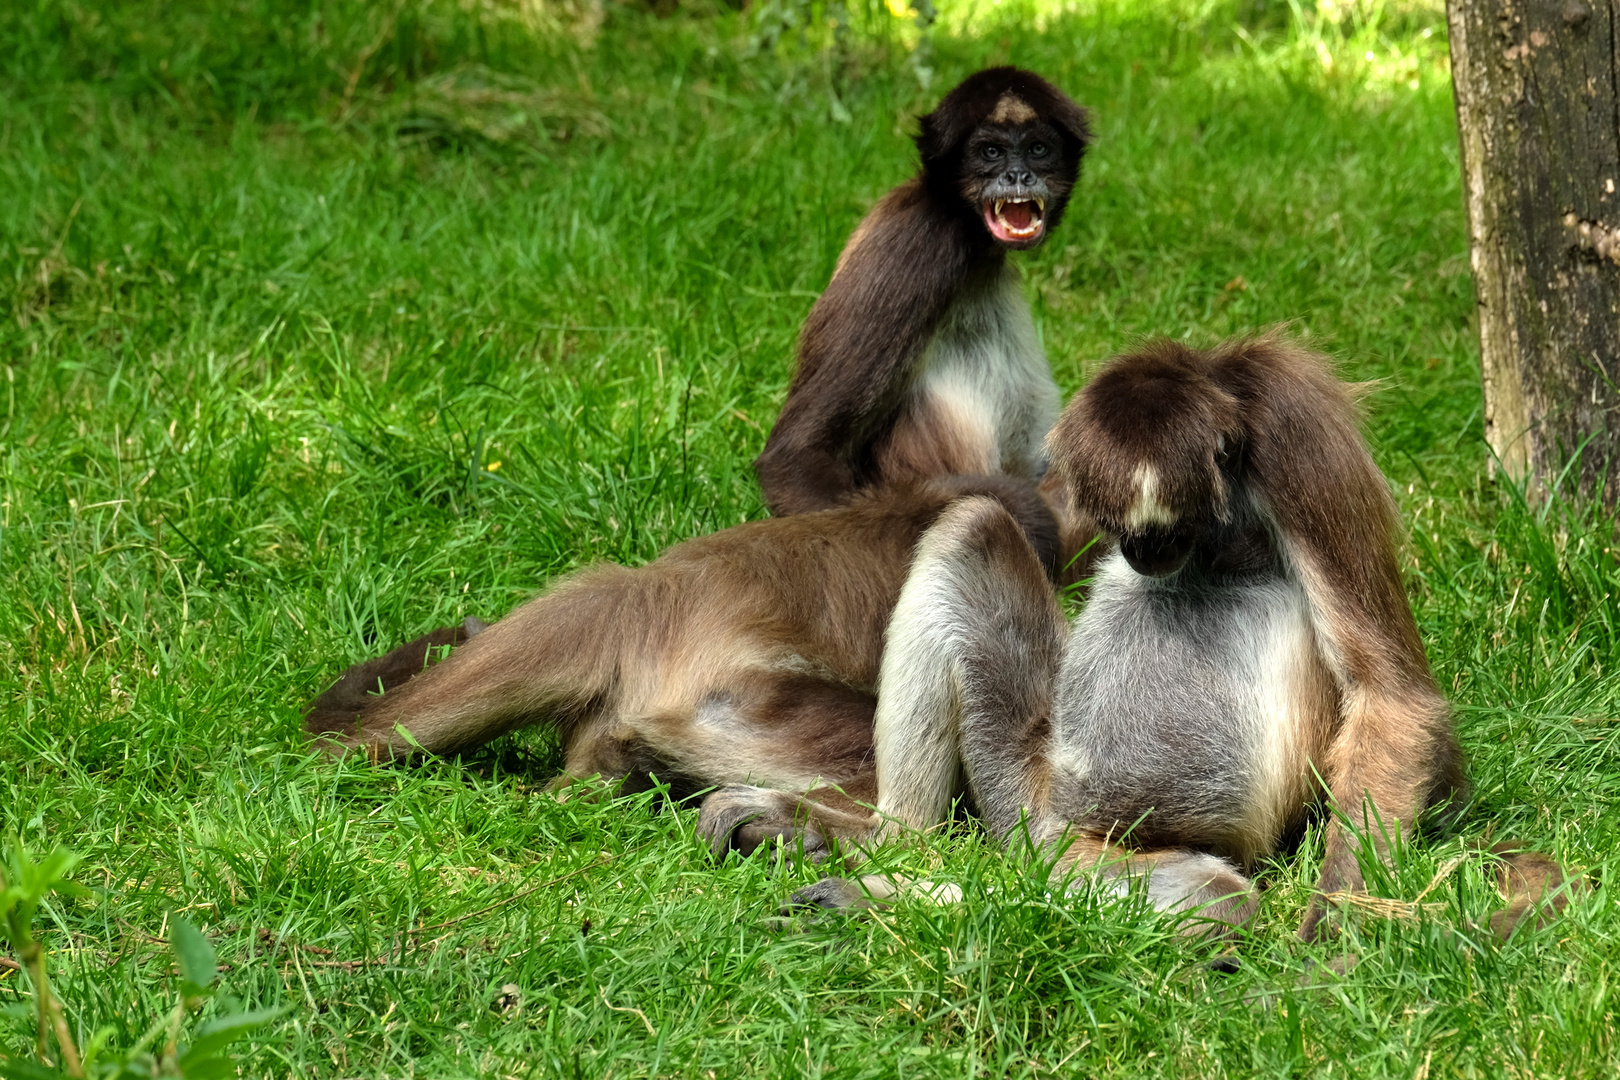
[756,66,1091,526]
[704,334,1569,941]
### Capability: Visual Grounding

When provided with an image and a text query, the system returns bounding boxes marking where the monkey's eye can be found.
[1029,142,1049,158]
[981,145,1005,160]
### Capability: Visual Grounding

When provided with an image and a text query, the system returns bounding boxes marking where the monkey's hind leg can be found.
[772,494,1068,894]
[779,497,1074,913]
[305,567,635,761]
[872,495,1068,839]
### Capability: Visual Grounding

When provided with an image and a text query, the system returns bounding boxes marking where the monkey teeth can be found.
[983,198,1045,243]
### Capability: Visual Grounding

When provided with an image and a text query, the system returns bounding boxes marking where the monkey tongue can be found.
[984,200,1043,243]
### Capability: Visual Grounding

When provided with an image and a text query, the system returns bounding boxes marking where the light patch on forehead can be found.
[988,92,1037,125]
[1123,463,1179,529]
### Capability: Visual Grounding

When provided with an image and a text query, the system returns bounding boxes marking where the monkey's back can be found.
[1046,552,1328,867]
[629,475,1062,698]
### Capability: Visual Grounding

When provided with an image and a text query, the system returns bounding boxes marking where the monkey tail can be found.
[305,565,639,760]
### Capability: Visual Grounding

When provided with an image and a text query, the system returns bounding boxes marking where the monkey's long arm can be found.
[1224,342,1464,940]
[755,181,982,515]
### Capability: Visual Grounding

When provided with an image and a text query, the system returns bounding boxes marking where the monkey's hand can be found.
[1488,844,1587,939]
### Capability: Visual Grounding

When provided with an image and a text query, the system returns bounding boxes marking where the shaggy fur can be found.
[755,67,1090,537]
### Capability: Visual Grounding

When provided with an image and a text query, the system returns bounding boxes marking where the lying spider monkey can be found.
[713,334,1576,941]
[306,475,1060,803]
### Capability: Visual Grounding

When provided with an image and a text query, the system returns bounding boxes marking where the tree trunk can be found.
[1448,0,1620,504]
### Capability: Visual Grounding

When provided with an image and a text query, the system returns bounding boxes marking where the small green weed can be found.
[0,840,280,1078]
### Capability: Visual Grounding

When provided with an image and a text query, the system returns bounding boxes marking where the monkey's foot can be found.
[304,617,488,748]
[696,785,831,860]
[697,784,882,860]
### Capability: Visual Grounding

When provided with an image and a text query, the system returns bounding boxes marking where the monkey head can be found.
[1048,341,1243,578]
[916,67,1091,251]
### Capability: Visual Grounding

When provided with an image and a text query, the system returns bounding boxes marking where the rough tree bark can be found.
[1447,0,1620,504]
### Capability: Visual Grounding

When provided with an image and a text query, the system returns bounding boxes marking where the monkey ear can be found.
[915,103,975,167]
[1045,96,1092,154]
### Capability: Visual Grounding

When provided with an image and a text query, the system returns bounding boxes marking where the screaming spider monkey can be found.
[709,334,1566,941]
[757,67,1091,524]
[306,68,1092,803]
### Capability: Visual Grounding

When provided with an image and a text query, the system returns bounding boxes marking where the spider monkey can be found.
[305,474,1060,805]
[756,67,1092,523]
[706,334,1480,940]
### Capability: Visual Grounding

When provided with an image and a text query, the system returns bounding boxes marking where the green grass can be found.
[2,0,1617,1075]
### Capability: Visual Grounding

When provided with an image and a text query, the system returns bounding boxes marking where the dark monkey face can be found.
[1112,435,1239,577]
[915,68,1091,250]
[1117,525,1199,578]
[961,113,1070,249]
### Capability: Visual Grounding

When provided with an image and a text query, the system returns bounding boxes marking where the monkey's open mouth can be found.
[983,197,1046,244]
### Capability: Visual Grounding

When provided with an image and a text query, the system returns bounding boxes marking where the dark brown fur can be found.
[755,67,1091,518]
[306,475,1060,796]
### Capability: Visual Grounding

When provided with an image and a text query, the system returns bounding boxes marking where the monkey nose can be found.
[1005,168,1036,187]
